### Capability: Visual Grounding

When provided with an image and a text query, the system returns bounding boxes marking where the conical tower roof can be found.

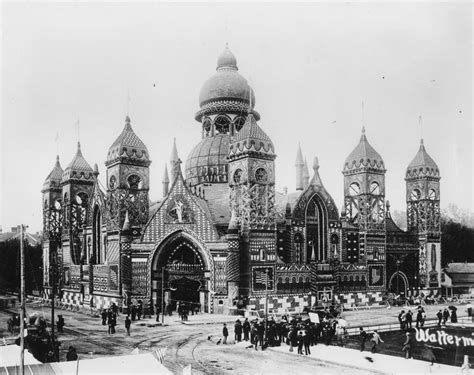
[42,155,63,191]
[406,139,440,179]
[106,116,149,164]
[343,127,385,172]
[229,114,275,159]
[61,142,94,183]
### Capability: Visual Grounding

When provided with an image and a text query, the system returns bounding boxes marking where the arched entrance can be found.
[388,271,409,296]
[151,232,209,313]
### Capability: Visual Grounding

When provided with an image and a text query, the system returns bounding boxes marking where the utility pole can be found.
[20,224,25,375]
[264,268,269,346]
[161,267,165,324]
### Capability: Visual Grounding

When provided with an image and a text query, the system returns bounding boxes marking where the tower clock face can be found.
[429,189,436,200]
[410,189,420,201]
[255,168,268,183]
[349,183,360,196]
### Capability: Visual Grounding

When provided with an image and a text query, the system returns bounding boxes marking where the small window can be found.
[127,174,142,190]
[214,116,230,134]
[255,168,268,183]
[349,182,360,196]
[410,189,421,201]
[429,189,436,200]
[370,182,380,195]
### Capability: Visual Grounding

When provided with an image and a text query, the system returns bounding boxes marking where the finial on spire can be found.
[303,158,310,189]
[162,164,170,197]
[295,144,304,191]
[93,163,99,177]
[56,155,60,163]
[362,126,366,135]
[420,138,424,145]
[313,156,319,172]
[77,141,82,153]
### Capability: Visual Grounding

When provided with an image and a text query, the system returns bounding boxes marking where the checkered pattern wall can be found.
[92,295,121,310]
[336,291,383,305]
[247,294,310,314]
[60,290,83,306]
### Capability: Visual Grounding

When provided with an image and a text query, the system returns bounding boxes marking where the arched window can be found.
[349,182,360,196]
[370,181,380,195]
[127,174,142,190]
[234,116,246,132]
[429,189,437,200]
[203,118,211,137]
[410,189,421,201]
[233,169,243,184]
[254,168,268,183]
[214,116,230,134]
[93,205,102,264]
[259,248,266,261]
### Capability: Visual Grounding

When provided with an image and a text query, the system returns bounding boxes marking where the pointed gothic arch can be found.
[388,271,409,295]
[150,230,214,313]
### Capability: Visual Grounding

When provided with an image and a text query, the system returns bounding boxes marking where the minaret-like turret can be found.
[162,164,170,197]
[303,158,310,190]
[226,210,240,305]
[170,138,181,183]
[295,144,304,191]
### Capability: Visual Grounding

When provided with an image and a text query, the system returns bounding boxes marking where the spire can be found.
[170,138,182,182]
[162,164,170,197]
[406,138,440,178]
[122,210,131,231]
[43,155,64,191]
[295,144,304,191]
[76,141,82,156]
[310,156,323,187]
[303,158,310,189]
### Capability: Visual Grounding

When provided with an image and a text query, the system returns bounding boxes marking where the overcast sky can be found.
[1,1,472,233]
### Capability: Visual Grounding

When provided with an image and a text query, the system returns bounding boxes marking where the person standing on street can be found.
[402,332,412,359]
[125,315,131,336]
[359,327,368,352]
[155,303,161,322]
[436,310,443,327]
[243,318,250,341]
[222,323,229,345]
[442,308,450,326]
[371,330,384,353]
[234,319,242,342]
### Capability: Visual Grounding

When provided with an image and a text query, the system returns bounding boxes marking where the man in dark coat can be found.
[243,318,250,341]
[359,327,368,352]
[125,315,131,336]
[101,309,107,325]
[234,320,242,342]
[56,315,65,333]
[442,308,450,326]
[222,323,229,344]
[436,310,443,326]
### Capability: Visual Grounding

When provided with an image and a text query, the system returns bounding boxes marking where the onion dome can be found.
[195,46,259,122]
[42,155,63,191]
[343,127,385,172]
[405,139,440,179]
[61,142,95,183]
[228,114,275,160]
[185,134,230,186]
[106,116,150,166]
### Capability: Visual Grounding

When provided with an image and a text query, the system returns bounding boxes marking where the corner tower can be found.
[228,112,276,298]
[105,116,151,233]
[343,127,386,231]
[406,139,441,288]
[42,156,63,293]
[61,142,96,265]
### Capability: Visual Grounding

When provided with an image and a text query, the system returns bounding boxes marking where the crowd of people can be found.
[221,309,348,354]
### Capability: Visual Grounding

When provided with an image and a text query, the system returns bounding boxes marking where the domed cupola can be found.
[106,116,150,166]
[195,45,260,122]
[61,142,95,183]
[405,139,440,179]
[228,114,275,161]
[343,127,385,173]
[42,155,63,191]
[185,134,230,186]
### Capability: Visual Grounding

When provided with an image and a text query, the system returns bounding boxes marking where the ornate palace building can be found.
[42,47,442,313]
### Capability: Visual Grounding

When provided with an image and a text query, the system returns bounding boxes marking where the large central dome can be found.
[198,46,255,107]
